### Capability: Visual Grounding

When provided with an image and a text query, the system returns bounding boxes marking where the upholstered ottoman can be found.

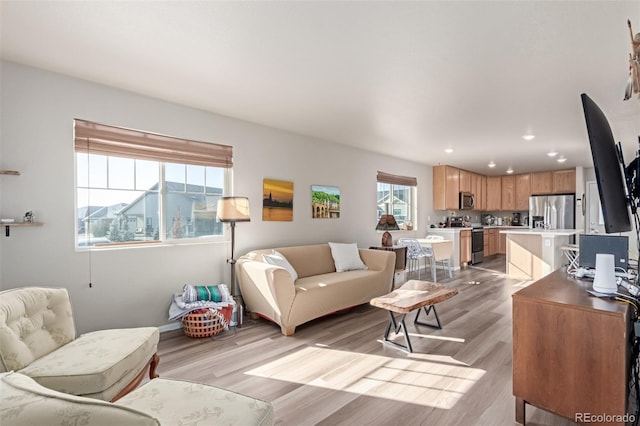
[0,371,274,426]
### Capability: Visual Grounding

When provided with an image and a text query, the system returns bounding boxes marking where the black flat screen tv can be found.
[581,93,631,233]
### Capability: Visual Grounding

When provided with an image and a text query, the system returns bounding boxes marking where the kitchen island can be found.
[501,228,581,280]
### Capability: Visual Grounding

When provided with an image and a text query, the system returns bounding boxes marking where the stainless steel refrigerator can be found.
[529,194,575,230]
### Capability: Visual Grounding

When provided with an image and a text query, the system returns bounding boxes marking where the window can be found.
[74,120,232,247]
[376,171,417,226]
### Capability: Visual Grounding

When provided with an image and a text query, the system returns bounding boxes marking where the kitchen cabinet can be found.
[531,169,576,195]
[460,230,471,266]
[552,169,576,194]
[433,165,460,210]
[515,173,531,211]
[488,228,498,256]
[459,169,472,193]
[531,172,553,195]
[513,270,630,425]
[471,173,485,211]
[501,175,515,211]
[486,176,502,211]
[483,229,490,256]
[498,230,507,254]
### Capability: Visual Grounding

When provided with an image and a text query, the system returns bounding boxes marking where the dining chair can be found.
[430,240,454,281]
[397,238,432,280]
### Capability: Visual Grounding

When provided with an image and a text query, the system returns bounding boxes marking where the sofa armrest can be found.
[236,259,296,320]
[358,249,395,273]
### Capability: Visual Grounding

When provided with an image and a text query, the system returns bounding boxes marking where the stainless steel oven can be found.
[471,227,484,264]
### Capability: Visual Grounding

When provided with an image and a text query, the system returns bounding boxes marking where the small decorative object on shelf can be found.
[23,211,33,223]
[376,214,399,247]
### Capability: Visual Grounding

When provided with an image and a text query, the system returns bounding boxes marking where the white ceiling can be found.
[1,1,639,176]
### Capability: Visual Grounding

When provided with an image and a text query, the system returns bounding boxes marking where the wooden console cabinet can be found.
[369,245,407,271]
[512,270,631,425]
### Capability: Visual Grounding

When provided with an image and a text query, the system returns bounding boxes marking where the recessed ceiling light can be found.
[506,167,514,174]
[522,134,535,141]
[557,157,567,163]
[444,148,454,153]
[488,161,496,168]
[547,151,558,157]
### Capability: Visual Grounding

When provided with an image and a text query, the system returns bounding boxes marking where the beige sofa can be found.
[237,243,395,335]
[0,371,274,425]
[0,287,159,401]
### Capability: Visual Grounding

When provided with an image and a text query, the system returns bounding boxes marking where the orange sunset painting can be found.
[263,178,293,221]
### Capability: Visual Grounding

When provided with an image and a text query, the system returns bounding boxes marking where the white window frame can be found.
[74,119,233,249]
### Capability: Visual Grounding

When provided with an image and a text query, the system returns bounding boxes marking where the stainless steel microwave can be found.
[459,192,474,210]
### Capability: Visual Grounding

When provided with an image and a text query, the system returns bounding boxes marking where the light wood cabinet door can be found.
[433,165,461,210]
[501,175,516,211]
[553,169,576,194]
[460,230,471,265]
[445,166,460,210]
[459,169,472,193]
[488,228,498,256]
[515,173,531,211]
[480,175,487,211]
[433,166,446,210]
[470,173,483,211]
[483,229,489,256]
[531,172,553,195]
[486,176,502,211]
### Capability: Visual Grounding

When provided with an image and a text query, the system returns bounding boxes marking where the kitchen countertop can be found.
[428,225,527,232]
[499,228,581,236]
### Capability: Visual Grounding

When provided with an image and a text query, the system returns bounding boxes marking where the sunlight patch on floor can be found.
[245,346,485,409]
[405,332,466,343]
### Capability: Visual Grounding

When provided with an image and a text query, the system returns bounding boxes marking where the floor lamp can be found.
[217,196,251,326]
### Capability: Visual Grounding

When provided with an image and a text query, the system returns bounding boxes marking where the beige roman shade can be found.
[74,119,233,168]
[376,171,417,187]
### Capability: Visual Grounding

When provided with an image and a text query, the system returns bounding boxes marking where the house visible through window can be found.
[376,171,417,227]
[74,119,232,247]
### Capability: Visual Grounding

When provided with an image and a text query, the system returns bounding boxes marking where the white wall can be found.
[0,61,435,333]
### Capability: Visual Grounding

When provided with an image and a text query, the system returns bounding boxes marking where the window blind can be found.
[74,119,233,168]
[376,171,417,187]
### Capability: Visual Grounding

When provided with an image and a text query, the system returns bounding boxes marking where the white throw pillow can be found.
[263,250,298,281]
[328,242,368,272]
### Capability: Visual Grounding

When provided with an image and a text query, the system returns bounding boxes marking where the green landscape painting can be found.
[311,185,340,219]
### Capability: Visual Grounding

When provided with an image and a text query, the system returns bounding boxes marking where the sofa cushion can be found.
[0,287,76,372]
[275,245,337,278]
[19,327,159,399]
[263,250,298,281]
[117,377,274,426]
[328,242,368,272]
[0,372,159,426]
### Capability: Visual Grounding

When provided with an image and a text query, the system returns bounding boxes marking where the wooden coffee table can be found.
[370,280,459,353]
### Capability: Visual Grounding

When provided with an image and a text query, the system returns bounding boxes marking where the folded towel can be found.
[183,284,224,303]
[168,284,235,321]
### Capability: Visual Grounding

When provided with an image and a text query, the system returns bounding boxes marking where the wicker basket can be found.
[182,308,226,338]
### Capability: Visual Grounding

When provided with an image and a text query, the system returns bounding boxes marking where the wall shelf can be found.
[2,169,41,236]
[3,222,43,237]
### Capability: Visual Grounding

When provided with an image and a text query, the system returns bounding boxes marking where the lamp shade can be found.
[217,197,251,222]
[376,214,399,231]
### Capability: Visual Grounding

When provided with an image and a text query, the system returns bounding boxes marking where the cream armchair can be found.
[0,287,159,401]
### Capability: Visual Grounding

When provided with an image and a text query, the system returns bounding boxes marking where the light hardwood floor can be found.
[158,256,576,425]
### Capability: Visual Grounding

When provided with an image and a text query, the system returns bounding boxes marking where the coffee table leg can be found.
[414,305,442,329]
[383,311,413,353]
